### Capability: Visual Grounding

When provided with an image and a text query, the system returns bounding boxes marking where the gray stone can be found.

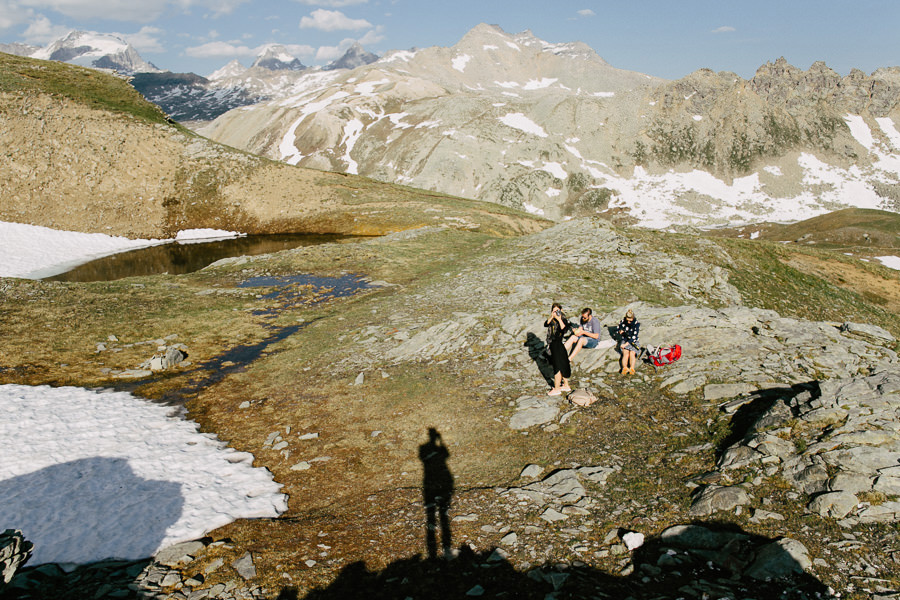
[689,485,752,517]
[718,445,760,470]
[745,538,811,580]
[519,464,543,479]
[290,461,311,471]
[704,383,755,402]
[808,491,858,518]
[540,508,568,522]
[500,532,518,545]
[1,529,32,585]
[840,322,895,344]
[354,372,365,385]
[670,375,706,394]
[232,552,256,580]
[155,541,206,567]
[659,524,748,550]
[873,475,900,495]
[577,465,616,484]
[828,472,873,494]
[789,464,830,495]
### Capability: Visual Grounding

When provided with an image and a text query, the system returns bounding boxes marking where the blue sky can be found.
[1,0,897,79]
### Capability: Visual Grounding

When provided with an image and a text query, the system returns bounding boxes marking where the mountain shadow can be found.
[293,520,832,599]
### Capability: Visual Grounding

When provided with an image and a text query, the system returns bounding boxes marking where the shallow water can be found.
[48,233,357,282]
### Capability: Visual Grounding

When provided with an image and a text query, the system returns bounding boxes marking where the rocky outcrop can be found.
[1,529,32,586]
[714,368,900,524]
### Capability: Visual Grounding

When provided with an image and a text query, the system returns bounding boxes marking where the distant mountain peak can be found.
[251,45,306,71]
[209,59,247,81]
[323,42,379,71]
[31,30,160,74]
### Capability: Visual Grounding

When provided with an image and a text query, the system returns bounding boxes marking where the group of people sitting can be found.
[543,304,640,396]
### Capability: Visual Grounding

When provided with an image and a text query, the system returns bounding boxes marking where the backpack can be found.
[646,344,681,367]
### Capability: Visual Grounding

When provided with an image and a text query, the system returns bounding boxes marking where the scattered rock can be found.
[689,485,752,517]
[231,552,256,580]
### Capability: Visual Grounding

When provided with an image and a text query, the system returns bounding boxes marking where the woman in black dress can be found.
[544,302,572,396]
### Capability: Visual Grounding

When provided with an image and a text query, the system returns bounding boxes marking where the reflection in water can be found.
[48,233,357,282]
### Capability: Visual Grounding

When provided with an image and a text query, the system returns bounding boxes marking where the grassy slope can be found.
[0,51,170,124]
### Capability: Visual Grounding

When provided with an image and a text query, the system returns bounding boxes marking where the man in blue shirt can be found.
[565,307,602,359]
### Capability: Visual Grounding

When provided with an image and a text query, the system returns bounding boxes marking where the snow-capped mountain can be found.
[133,43,378,123]
[197,23,900,228]
[251,45,306,71]
[0,42,39,57]
[30,30,160,74]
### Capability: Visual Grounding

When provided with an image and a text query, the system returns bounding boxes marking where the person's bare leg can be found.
[569,337,586,359]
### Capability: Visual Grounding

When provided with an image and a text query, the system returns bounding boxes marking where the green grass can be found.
[0,51,169,124]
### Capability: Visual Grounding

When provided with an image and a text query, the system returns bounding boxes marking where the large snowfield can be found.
[0,221,286,566]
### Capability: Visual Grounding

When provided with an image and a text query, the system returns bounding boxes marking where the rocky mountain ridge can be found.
[197,24,900,228]
[30,30,161,74]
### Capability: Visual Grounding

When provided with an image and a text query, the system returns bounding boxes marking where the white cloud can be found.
[185,40,314,59]
[185,40,257,58]
[294,0,367,5]
[0,0,33,29]
[314,37,354,61]
[122,25,164,53]
[357,25,384,45]
[22,14,69,44]
[300,8,371,31]
[712,26,736,33]
[577,9,595,17]
[15,0,248,22]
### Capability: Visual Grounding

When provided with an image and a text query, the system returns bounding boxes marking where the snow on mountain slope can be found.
[198,24,900,228]
[31,30,160,74]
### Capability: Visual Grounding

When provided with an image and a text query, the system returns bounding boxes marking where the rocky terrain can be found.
[197,24,900,226]
[2,215,899,600]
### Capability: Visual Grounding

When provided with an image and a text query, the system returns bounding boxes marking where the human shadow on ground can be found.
[0,457,183,599]
[290,520,832,599]
[716,381,822,458]
[524,332,555,387]
[419,428,454,560]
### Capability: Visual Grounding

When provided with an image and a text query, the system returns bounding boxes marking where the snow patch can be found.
[539,162,567,179]
[546,188,561,197]
[592,92,615,98]
[0,221,166,279]
[0,384,286,565]
[692,115,703,121]
[845,114,875,151]
[523,203,544,216]
[523,78,557,90]
[764,166,783,177]
[877,117,900,150]
[452,54,472,72]
[876,256,900,270]
[499,113,547,138]
[340,118,365,174]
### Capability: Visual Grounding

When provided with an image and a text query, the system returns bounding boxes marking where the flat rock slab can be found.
[704,383,755,402]
[689,485,752,517]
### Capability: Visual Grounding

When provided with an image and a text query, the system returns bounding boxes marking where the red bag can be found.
[648,344,681,367]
